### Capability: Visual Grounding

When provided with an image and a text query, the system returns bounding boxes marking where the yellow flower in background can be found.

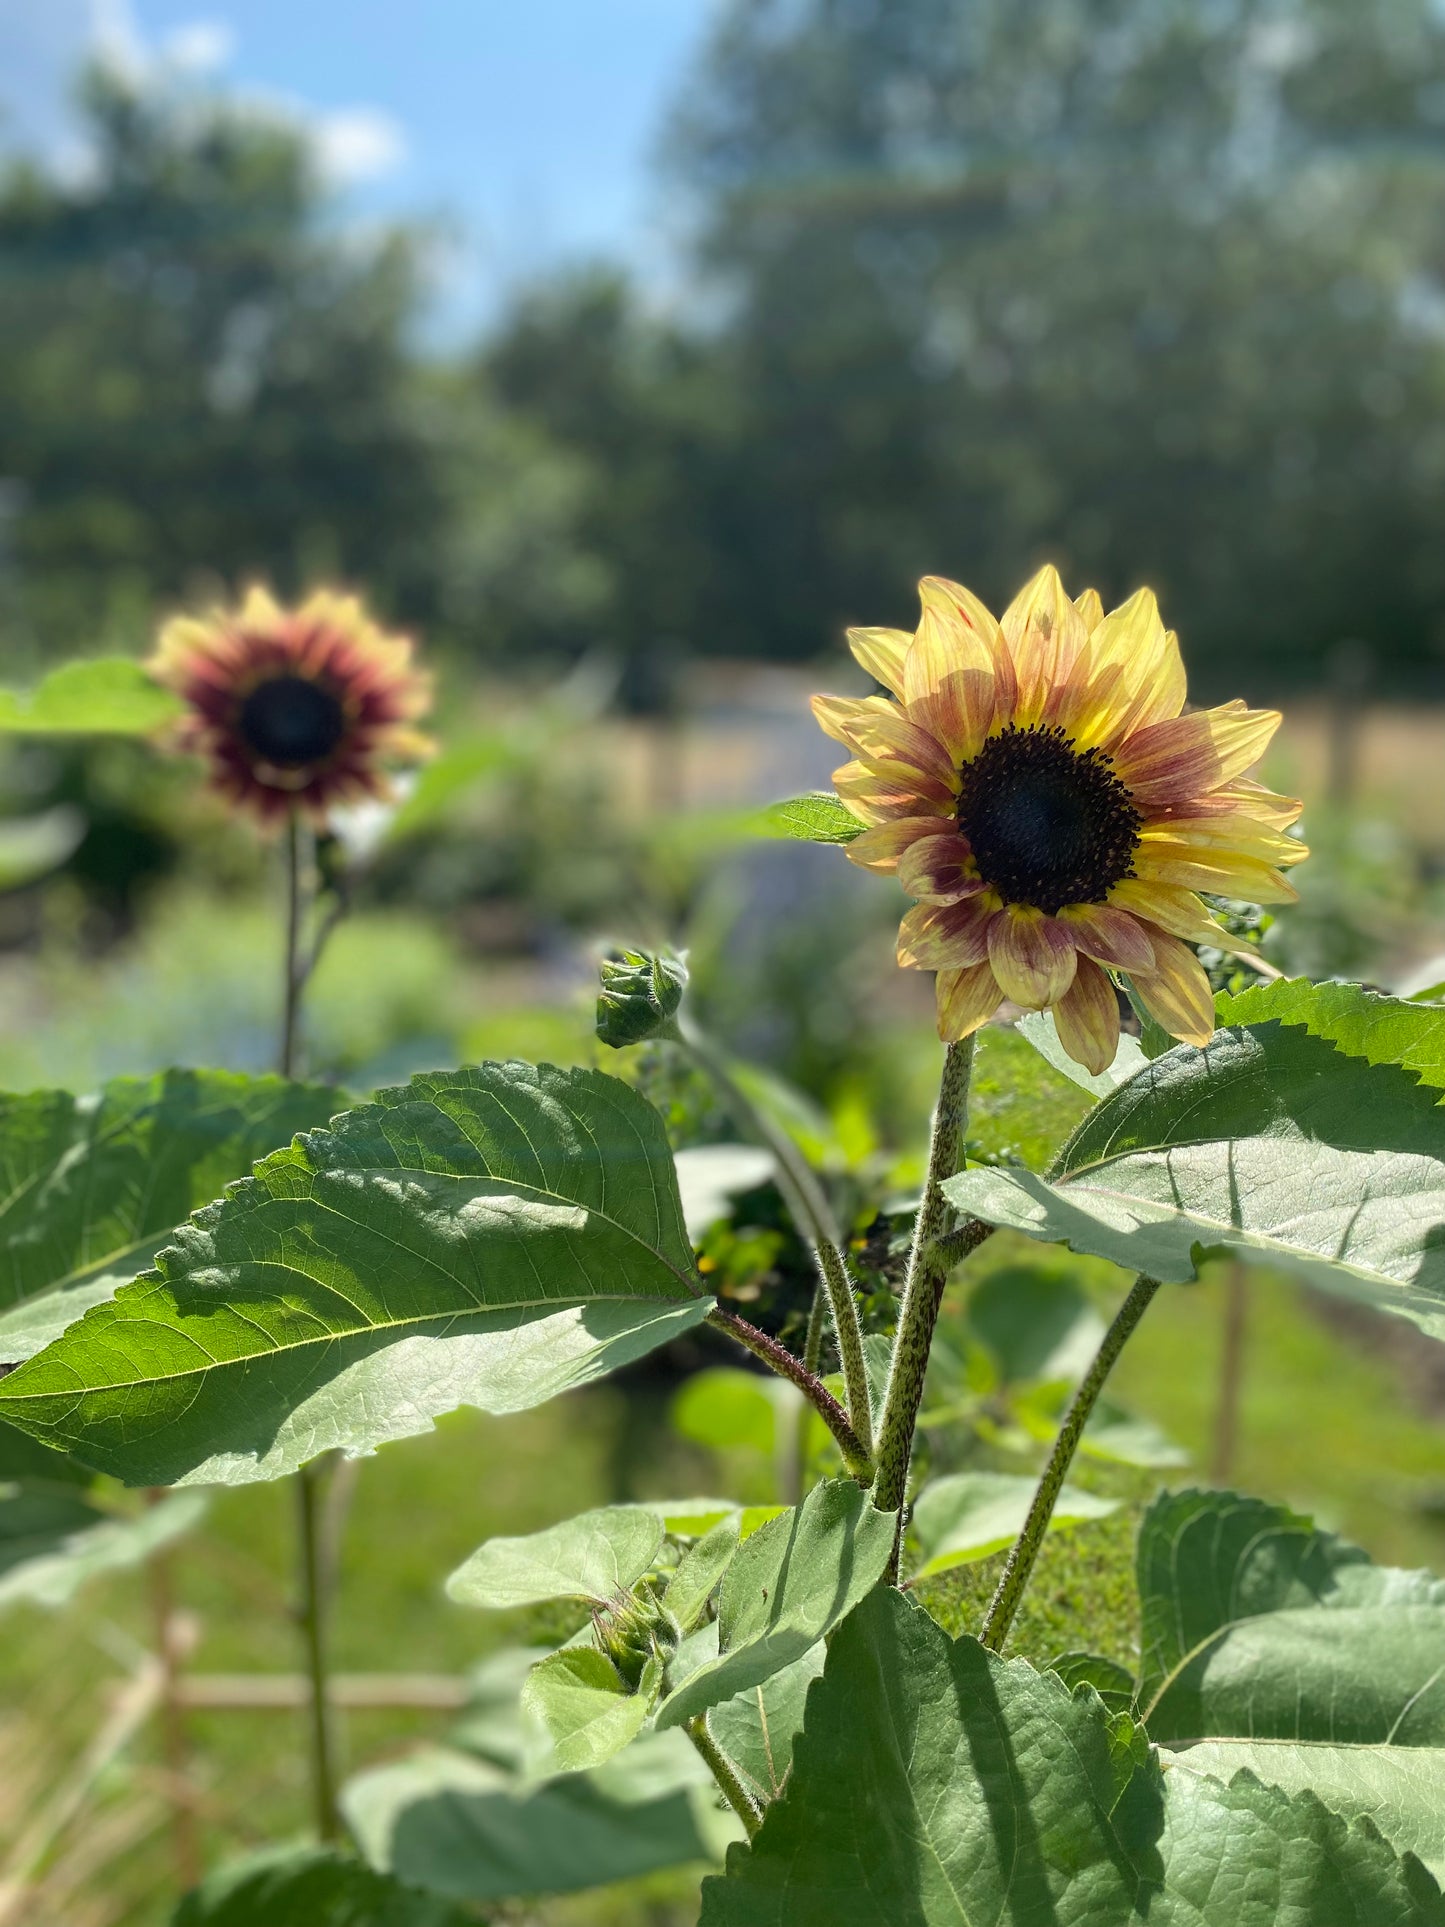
[148,585,433,825]
[813,566,1306,1073]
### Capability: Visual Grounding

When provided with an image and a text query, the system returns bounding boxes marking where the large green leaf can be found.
[447,1505,664,1610]
[1168,1746,1445,1884]
[945,980,1445,1338]
[701,1587,1445,1925]
[909,1470,1117,1579]
[171,1844,472,1925]
[1137,1489,1445,1703]
[655,1479,896,1730]
[344,1733,734,1903]
[0,1064,709,1486]
[0,1069,342,1350]
[1147,1605,1445,1746]
[0,658,182,735]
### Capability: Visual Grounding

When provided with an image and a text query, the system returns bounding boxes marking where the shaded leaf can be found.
[1,1489,206,1610]
[0,1065,708,1485]
[708,1643,827,1806]
[701,1587,1445,1925]
[1168,1745,1445,1884]
[1146,1605,1445,1746]
[655,1478,896,1729]
[171,1843,471,1925]
[447,1505,663,1611]
[1137,1488,1445,1703]
[344,1735,734,1903]
[1049,1651,1137,1715]
[909,1470,1117,1579]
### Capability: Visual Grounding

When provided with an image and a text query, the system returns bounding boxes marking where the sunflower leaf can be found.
[0,1064,709,1486]
[943,979,1445,1341]
[700,1587,1445,1925]
[755,795,865,844]
[0,658,182,735]
[172,1843,473,1926]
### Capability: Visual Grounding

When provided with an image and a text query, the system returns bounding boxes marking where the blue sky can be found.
[0,0,719,333]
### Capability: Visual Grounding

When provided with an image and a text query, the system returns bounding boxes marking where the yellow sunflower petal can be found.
[1129,931,1216,1047]
[843,817,947,874]
[1114,700,1281,807]
[1074,587,1105,632]
[1058,902,1155,973]
[902,586,1000,763]
[833,759,955,824]
[897,898,998,971]
[846,626,911,698]
[999,564,1090,728]
[810,694,955,785]
[1070,589,1188,748]
[1138,816,1306,867]
[1132,842,1303,903]
[936,961,1006,1042]
[986,904,1079,1008]
[896,832,984,905]
[1053,957,1121,1075]
[1210,778,1303,832]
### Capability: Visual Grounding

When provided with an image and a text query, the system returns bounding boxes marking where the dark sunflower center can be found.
[237,675,347,769]
[955,724,1141,914]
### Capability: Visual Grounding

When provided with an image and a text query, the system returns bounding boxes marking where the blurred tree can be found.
[0,66,593,664]
[661,0,1445,693]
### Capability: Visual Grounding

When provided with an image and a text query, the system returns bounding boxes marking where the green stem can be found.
[873,1036,977,1554]
[687,1713,762,1838]
[280,816,341,1839]
[280,811,304,1080]
[707,1306,872,1481]
[296,1458,341,1840]
[679,1028,873,1452]
[980,1272,1163,1653]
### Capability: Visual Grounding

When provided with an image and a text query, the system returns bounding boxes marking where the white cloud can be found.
[162,18,236,75]
[311,106,407,186]
[88,0,145,80]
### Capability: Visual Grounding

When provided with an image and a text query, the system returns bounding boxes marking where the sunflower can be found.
[813,566,1306,1073]
[148,586,432,825]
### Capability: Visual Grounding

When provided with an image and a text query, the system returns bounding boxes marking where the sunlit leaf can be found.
[521,1648,656,1773]
[0,658,182,735]
[754,795,864,844]
[909,1469,1117,1579]
[447,1505,663,1611]
[0,1064,709,1485]
[946,980,1445,1340]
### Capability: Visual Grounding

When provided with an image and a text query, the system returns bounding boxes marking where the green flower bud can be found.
[596,948,687,1049]
[592,1585,681,1690]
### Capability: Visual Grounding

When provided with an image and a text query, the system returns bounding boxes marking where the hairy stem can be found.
[707,1306,872,1480]
[679,1028,873,1452]
[687,1714,763,1838]
[296,1458,342,1839]
[980,1272,1163,1652]
[873,1036,977,1555]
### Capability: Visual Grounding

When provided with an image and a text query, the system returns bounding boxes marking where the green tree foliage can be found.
[659,0,1445,689]
[0,67,590,661]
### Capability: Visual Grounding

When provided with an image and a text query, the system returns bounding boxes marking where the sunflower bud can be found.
[596,949,687,1049]
[592,1587,681,1691]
